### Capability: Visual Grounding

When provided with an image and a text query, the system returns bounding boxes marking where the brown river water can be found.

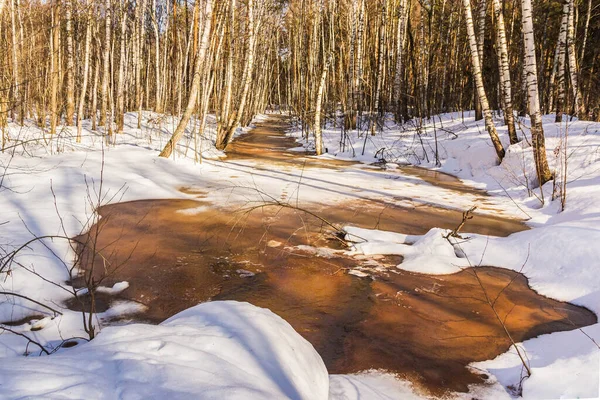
[73,115,596,396]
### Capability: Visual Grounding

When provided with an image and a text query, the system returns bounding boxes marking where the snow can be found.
[1,110,599,399]
[346,227,469,274]
[0,301,329,400]
[96,281,130,295]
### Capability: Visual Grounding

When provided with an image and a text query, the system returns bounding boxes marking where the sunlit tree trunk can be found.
[9,0,19,123]
[314,53,332,156]
[394,0,408,122]
[462,0,505,161]
[522,0,552,185]
[491,0,517,144]
[159,0,212,158]
[116,1,127,132]
[555,0,569,123]
[152,0,162,113]
[65,0,75,125]
[76,3,93,141]
[100,0,111,128]
[135,0,146,128]
[49,2,60,135]
[566,0,582,117]
[217,0,257,150]
[473,0,486,121]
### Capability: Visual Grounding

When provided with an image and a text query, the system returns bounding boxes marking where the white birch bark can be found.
[314,53,332,156]
[9,0,19,121]
[76,4,93,141]
[116,0,127,132]
[555,0,569,123]
[491,0,517,143]
[100,0,112,128]
[462,0,505,161]
[393,0,408,121]
[159,0,212,158]
[65,0,75,125]
[521,0,552,185]
[217,0,257,149]
[567,0,582,116]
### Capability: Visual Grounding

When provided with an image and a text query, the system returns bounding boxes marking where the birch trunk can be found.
[491,0,517,144]
[153,0,162,113]
[579,0,592,65]
[217,0,236,141]
[9,0,19,122]
[314,54,332,156]
[462,0,505,161]
[555,0,569,123]
[473,0,487,121]
[76,5,93,141]
[522,0,553,185]
[65,0,75,125]
[159,0,212,158]
[135,0,146,128]
[566,0,582,117]
[217,0,257,150]
[49,3,60,135]
[100,0,111,128]
[354,0,365,115]
[116,1,127,132]
[394,0,408,122]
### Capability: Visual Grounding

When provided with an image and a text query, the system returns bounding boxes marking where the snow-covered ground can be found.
[0,110,598,399]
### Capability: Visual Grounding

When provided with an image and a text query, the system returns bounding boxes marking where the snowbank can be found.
[0,301,329,400]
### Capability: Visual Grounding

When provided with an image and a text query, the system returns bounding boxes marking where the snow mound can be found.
[0,301,329,400]
[345,226,468,274]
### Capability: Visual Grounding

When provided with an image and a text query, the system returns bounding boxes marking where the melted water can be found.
[74,116,596,396]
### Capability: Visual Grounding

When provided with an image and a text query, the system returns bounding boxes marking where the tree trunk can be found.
[116,1,127,132]
[91,55,100,131]
[159,0,212,159]
[314,54,332,156]
[566,0,582,117]
[491,0,517,144]
[555,0,569,123]
[9,0,19,123]
[100,0,111,128]
[522,0,553,186]
[462,0,505,161]
[49,2,60,135]
[393,0,408,122]
[216,0,256,150]
[76,4,93,141]
[153,0,162,113]
[474,0,487,121]
[65,0,75,125]
[135,0,146,128]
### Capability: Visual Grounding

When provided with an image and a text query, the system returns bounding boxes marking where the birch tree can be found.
[314,53,332,156]
[65,0,75,125]
[100,0,111,129]
[216,0,257,150]
[522,0,552,185]
[76,3,93,141]
[566,0,582,117]
[462,0,505,161]
[159,0,212,158]
[491,0,517,144]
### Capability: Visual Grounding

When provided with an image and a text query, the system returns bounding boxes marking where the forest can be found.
[0,0,599,399]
